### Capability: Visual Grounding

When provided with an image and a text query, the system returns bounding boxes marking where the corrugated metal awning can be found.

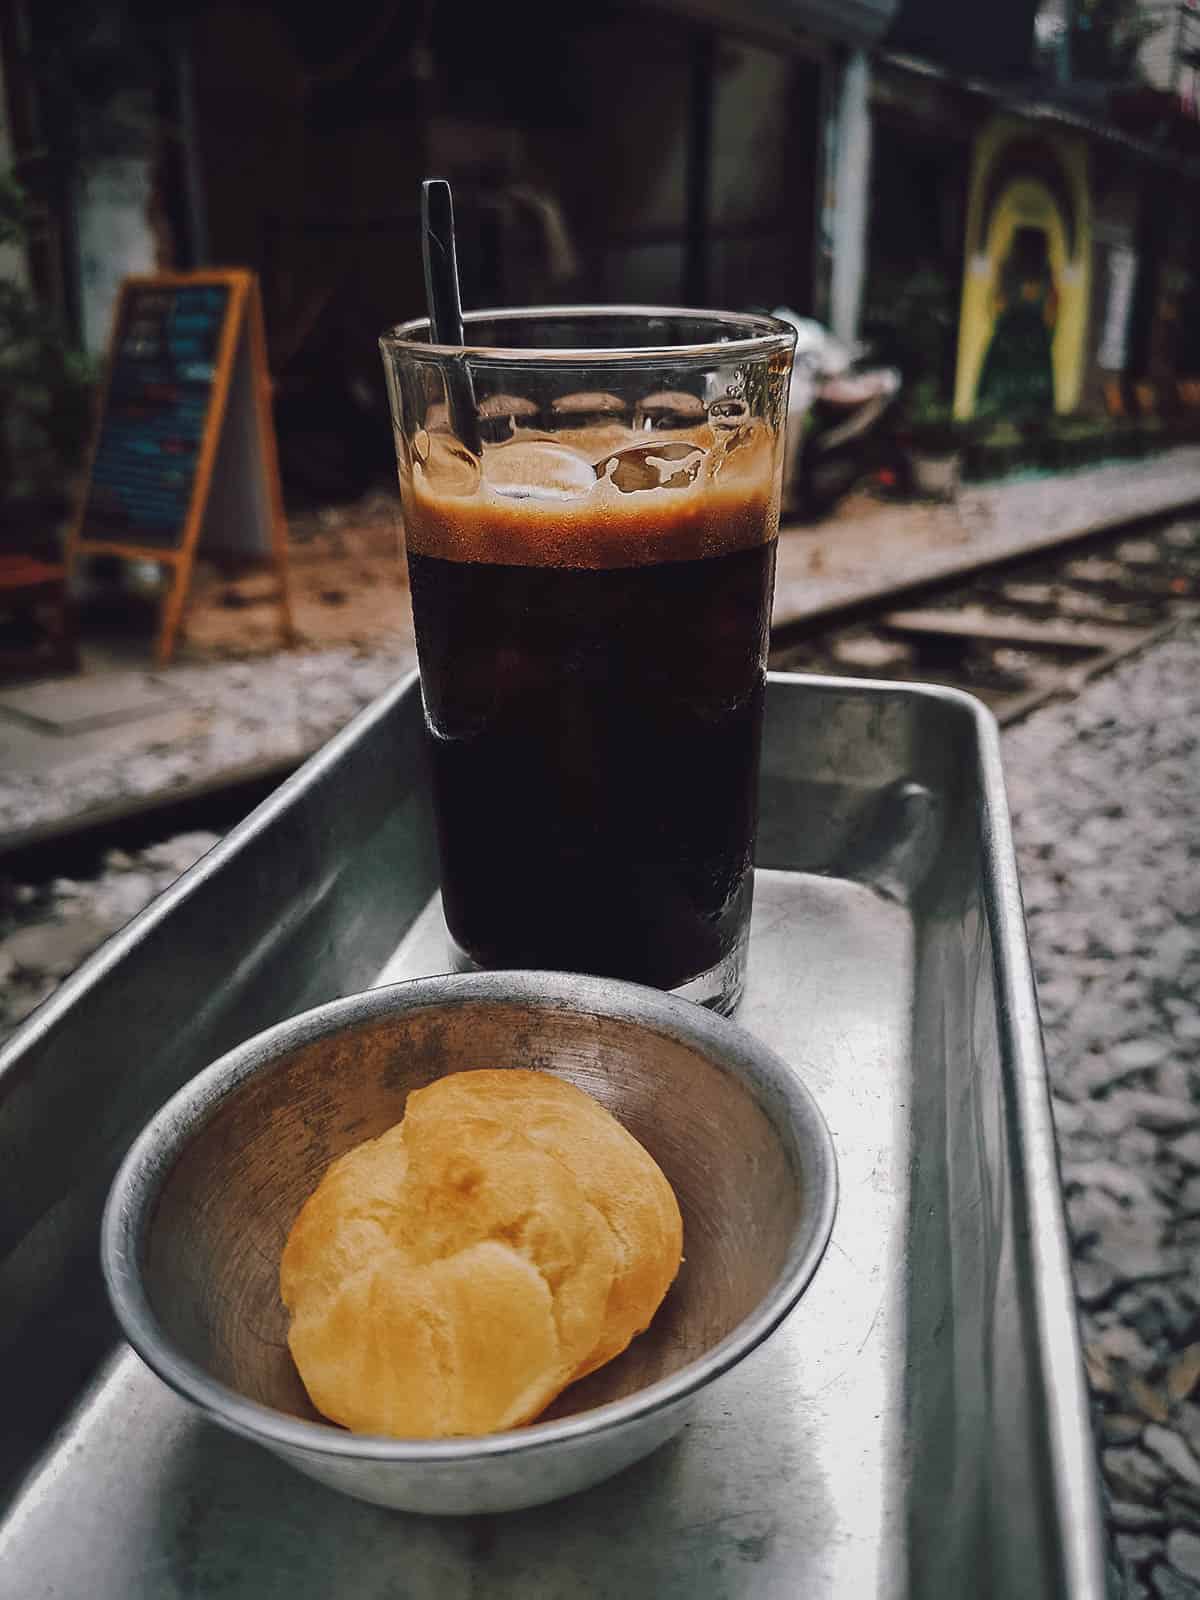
[653,0,900,50]
[883,49,1200,177]
[751,0,900,46]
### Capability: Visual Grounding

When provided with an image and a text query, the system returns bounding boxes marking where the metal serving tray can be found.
[0,672,1105,1598]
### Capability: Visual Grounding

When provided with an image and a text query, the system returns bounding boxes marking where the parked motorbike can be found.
[773,311,903,519]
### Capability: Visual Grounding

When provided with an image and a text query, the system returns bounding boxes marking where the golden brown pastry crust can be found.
[280,1069,683,1438]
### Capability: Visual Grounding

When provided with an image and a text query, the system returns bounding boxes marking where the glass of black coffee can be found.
[380,309,796,1014]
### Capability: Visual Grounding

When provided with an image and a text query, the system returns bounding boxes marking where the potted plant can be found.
[903,382,970,500]
[0,173,96,554]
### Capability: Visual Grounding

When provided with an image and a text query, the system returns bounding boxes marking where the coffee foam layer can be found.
[403,422,780,569]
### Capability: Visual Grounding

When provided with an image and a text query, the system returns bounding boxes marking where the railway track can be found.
[768,515,1200,726]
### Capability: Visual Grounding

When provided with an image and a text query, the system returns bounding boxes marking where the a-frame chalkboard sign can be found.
[66,270,294,665]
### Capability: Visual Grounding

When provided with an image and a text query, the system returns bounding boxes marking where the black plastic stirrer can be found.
[420,179,481,456]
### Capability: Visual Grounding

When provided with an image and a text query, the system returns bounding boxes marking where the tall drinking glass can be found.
[380,308,795,1014]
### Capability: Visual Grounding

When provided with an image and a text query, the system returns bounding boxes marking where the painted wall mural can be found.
[954,119,1091,420]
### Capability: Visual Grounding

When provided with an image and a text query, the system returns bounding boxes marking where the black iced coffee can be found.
[382,309,794,1012]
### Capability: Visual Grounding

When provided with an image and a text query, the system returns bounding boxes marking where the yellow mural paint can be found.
[954,118,1091,420]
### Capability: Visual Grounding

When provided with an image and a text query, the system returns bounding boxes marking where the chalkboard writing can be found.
[78,282,231,549]
[67,270,293,665]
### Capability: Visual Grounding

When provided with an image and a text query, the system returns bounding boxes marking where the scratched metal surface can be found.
[0,674,1105,1597]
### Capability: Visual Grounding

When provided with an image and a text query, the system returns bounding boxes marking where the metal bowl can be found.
[101,971,837,1515]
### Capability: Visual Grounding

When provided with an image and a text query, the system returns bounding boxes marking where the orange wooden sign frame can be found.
[66,269,294,665]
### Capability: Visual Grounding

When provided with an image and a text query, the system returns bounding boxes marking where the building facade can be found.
[3,0,1198,511]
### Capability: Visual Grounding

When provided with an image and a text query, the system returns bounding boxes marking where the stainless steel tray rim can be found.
[0,669,427,1086]
[772,665,1003,726]
[101,968,839,1466]
[776,670,1102,1597]
[971,696,1106,1596]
